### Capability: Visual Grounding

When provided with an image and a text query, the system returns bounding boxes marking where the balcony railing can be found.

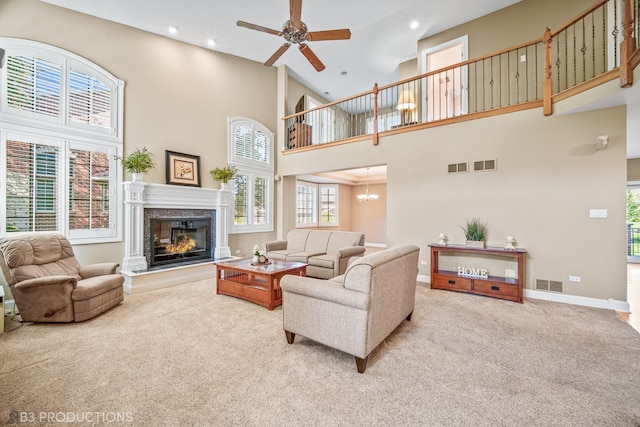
[283,0,638,152]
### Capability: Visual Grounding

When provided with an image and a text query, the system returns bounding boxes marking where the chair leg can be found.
[406,310,413,321]
[355,356,368,373]
[285,330,295,344]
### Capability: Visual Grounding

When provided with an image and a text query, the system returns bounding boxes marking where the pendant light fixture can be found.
[356,168,379,202]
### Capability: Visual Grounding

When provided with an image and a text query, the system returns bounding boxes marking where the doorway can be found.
[421,35,468,122]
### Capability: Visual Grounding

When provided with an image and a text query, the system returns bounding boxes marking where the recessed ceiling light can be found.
[207,39,216,47]
[168,26,178,35]
[410,21,419,30]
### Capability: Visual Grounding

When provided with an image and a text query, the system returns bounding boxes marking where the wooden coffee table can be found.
[214,259,307,310]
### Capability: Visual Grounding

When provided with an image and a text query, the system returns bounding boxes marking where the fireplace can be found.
[121,181,232,293]
[150,217,212,268]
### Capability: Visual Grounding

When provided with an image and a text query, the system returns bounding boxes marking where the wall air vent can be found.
[549,280,564,293]
[473,159,497,172]
[535,279,549,291]
[448,162,468,174]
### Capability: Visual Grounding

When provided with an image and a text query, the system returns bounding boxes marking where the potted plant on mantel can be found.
[460,218,487,248]
[121,147,156,181]
[210,164,238,190]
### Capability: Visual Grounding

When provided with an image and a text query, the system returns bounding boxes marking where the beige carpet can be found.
[1,280,639,426]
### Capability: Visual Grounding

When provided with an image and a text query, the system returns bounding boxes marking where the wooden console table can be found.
[429,244,526,303]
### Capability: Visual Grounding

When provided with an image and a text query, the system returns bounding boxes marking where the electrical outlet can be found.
[420,260,428,266]
[589,209,607,218]
[235,250,241,254]
[569,275,581,282]
[520,54,526,62]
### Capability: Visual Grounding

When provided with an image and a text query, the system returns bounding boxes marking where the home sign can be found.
[457,266,489,278]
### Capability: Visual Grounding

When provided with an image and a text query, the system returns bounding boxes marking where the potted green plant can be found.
[210,165,238,189]
[121,147,156,181]
[460,218,487,248]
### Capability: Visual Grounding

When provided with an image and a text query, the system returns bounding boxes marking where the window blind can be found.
[6,55,62,118]
[5,140,60,232]
[68,71,112,129]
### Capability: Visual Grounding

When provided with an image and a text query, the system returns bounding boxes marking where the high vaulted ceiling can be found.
[40,0,520,102]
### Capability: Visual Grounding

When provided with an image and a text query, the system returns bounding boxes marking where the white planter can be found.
[131,172,144,182]
[466,240,485,248]
[220,182,231,191]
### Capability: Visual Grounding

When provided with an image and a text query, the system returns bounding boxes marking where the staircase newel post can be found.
[373,83,379,146]
[543,26,553,116]
[620,0,635,87]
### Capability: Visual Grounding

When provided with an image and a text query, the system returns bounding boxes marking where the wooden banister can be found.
[543,26,553,116]
[620,0,636,87]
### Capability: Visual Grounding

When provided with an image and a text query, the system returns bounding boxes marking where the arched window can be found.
[228,117,273,233]
[0,38,124,243]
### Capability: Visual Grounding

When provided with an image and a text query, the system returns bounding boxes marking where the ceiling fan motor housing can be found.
[282,20,308,44]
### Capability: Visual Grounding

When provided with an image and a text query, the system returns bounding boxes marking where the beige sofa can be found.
[280,244,420,373]
[0,233,124,323]
[264,229,365,279]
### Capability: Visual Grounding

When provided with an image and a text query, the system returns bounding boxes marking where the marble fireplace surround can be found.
[121,180,232,294]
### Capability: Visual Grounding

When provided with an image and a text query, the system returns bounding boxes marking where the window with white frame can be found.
[0,38,124,243]
[229,117,273,233]
[296,181,338,227]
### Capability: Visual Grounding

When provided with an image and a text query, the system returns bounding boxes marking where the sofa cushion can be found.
[268,250,298,260]
[286,230,311,252]
[326,231,364,254]
[305,231,331,254]
[0,234,80,283]
[286,251,325,263]
[308,254,334,269]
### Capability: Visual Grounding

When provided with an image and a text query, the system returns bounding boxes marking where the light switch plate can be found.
[589,209,607,218]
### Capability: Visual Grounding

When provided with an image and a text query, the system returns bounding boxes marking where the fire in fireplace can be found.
[150,217,212,268]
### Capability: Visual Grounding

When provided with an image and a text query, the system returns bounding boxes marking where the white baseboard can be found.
[524,289,630,313]
[417,275,630,313]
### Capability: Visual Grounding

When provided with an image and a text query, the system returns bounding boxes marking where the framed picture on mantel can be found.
[166,150,201,187]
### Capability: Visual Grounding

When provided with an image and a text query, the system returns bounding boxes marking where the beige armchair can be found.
[0,233,124,323]
[280,244,420,373]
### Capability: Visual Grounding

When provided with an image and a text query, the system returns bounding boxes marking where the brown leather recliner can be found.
[0,233,124,322]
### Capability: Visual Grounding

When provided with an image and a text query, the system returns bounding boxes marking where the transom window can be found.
[0,38,124,243]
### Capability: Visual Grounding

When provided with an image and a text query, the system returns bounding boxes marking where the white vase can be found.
[220,182,231,191]
[252,255,260,263]
[131,172,144,182]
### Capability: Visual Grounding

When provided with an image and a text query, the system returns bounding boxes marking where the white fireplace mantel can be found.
[121,181,231,277]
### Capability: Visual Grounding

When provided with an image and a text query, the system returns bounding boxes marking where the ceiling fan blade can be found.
[236,20,281,36]
[306,29,351,42]
[265,43,291,66]
[299,43,325,72]
[289,0,303,28]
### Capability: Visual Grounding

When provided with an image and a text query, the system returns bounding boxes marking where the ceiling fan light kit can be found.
[237,0,350,71]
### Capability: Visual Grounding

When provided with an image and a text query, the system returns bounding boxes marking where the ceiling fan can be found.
[237,0,351,71]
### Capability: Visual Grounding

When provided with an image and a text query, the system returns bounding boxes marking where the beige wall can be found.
[277,105,627,301]
[352,183,387,245]
[0,0,279,264]
[417,0,595,60]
